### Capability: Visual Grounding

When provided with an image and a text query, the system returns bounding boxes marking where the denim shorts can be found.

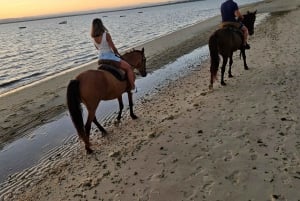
[99,52,121,62]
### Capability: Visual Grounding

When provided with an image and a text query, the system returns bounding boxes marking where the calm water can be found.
[0,0,260,94]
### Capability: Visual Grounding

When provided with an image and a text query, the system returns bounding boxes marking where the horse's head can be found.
[122,48,147,77]
[242,10,257,35]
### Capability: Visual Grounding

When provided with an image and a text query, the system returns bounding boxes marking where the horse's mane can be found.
[241,10,256,35]
[243,10,257,21]
[123,48,141,55]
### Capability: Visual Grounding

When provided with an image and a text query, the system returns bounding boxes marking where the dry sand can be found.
[1,0,300,200]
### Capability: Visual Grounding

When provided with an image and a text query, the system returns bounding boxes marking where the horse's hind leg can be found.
[93,117,107,136]
[221,56,228,86]
[127,92,138,119]
[117,96,124,121]
[228,53,234,78]
[84,110,96,154]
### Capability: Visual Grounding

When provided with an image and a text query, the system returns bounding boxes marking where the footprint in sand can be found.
[271,194,287,201]
[223,150,234,162]
[202,180,215,194]
[39,104,45,108]
[4,118,11,123]
[150,169,166,182]
[225,170,240,185]
[250,154,258,160]
[20,106,30,112]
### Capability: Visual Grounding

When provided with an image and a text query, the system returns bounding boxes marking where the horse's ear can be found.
[142,47,144,53]
[247,11,250,14]
[254,10,257,14]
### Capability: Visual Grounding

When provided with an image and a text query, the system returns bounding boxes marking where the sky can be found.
[0,0,169,19]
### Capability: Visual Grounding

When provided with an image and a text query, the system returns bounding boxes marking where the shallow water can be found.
[0,11,270,185]
[0,0,261,94]
[0,45,209,184]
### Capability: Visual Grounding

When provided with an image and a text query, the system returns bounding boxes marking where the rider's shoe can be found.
[244,43,250,49]
[130,87,137,93]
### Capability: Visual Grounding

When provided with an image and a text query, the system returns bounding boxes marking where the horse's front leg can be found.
[221,56,228,86]
[228,53,233,77]
[127,92,138,119]
[241,49,248,70]
[117,96,124,121]
[209,72,214,90]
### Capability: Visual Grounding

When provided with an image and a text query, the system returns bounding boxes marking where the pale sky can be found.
[0,0,169,19]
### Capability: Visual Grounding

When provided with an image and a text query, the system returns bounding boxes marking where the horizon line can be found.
[0,0,204,25]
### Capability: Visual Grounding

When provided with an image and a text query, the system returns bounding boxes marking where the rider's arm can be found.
[235,9,244,20]
[106,33,120,56]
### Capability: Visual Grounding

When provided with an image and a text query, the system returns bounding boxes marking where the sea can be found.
[0,0,261,95]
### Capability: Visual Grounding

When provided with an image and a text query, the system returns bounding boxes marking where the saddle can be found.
[221,23,244,48]
[98,60,126,81]
[222,24,243,36]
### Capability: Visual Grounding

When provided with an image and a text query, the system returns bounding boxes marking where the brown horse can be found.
[209,11,257,89]
[67,48,147,154]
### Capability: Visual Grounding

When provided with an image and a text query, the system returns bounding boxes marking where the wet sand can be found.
[0,16,219,148]
[0,0,296,147]
[1,0,300,200]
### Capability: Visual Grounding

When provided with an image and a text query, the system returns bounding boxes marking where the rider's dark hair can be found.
[91,18,108,38]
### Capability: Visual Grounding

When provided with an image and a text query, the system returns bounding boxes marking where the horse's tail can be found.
[66,79,85,137]
[209,32,220,82]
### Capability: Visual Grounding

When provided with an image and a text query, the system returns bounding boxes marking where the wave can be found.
[0,72,44,88]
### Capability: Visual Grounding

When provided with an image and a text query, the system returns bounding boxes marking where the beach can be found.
[1,0,300,200]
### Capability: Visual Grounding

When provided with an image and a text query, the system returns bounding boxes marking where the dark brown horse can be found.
[209,11,257,89]
[67,48,147,154]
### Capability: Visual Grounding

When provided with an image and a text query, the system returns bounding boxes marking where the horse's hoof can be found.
[116,114,122,121]
[209,84,213,91]
[221,81,226,86]
[244,66,249,70]
[86,147,93,154]
[131,114,138,120]
[229,74,233,78]
[85,145,93,154]
[101,131,108,137]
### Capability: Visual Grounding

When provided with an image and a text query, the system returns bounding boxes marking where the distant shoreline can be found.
[0,0,204,25]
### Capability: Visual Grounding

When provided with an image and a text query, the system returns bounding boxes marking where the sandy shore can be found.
[0,13,220,147]
[0,0,297,146]
[1,0,300,200]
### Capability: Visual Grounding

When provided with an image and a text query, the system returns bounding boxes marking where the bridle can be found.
[122,50,146,69]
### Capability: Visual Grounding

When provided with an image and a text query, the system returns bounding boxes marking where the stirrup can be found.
[130,87,137,93]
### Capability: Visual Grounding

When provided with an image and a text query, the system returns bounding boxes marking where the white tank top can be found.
[94,32,112,54]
